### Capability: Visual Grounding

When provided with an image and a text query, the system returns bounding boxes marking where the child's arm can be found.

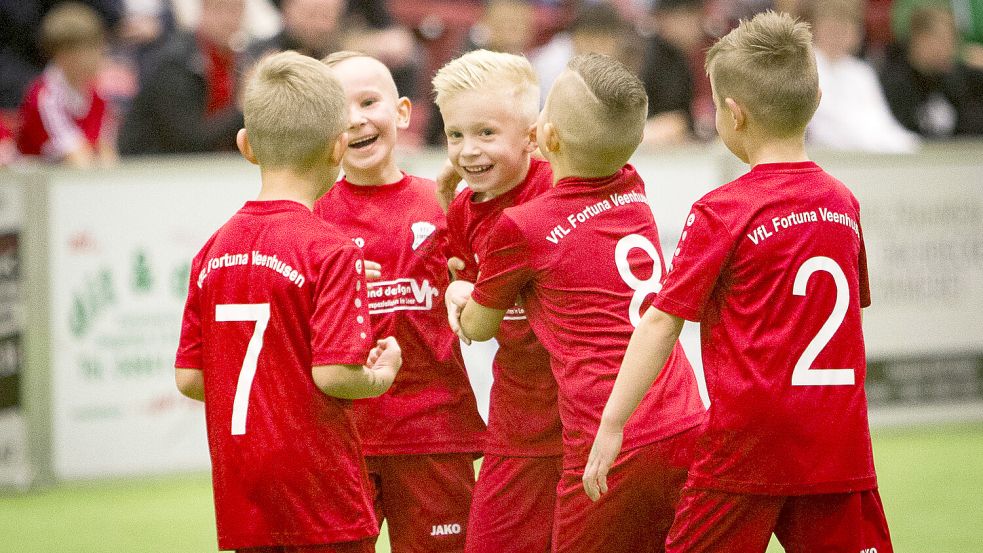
[312,336,402,399]
[175,368,204,401]
[445,280,506,344]
[582,306,684,501]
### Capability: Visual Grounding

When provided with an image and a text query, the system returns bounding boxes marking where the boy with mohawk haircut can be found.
[313,51,485,553]
[433,49,562,553]
[175,50,402,552]
[584,11,894,552]
[447,53,705,553]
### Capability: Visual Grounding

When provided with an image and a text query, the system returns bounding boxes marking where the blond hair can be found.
[41,2,106,56]
[547,53,647,171]
[321,50,369,67]
[243,51,346,169]
[432,49,540,125]
[706,10,819,137]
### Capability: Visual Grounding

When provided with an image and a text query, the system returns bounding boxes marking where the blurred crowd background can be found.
[1,0,982,169]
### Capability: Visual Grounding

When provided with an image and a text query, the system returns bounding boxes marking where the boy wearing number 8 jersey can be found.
[584,11,893,553]
[175,52,403,553]
[446,53,706,553]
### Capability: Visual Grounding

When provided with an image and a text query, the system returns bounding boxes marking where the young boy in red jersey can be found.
[313,51,486,553]
[17,2,116,167]
[584,11,893,553]
[174,51,402,553]
[447,53,706,553]
[432,50,563,553]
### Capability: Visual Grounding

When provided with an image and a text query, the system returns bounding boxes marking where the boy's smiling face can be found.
[331,56,409,183]
[441,87,536,201]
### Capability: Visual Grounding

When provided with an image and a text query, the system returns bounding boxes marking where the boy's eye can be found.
[480,129,494,136]
[446,131,462,140]
[361,99,376,108]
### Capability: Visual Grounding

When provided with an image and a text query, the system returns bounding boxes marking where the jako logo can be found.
[430,523,462,536]
[861,548,878,553]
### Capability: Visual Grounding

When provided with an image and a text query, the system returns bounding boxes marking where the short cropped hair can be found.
[322,50,369,68]
[555,53,647,167]
[705,11,819,137]
[432,49,540,125]
[243,51,346,169]
[41,2,106,57]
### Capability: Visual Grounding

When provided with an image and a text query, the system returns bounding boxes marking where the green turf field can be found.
[2,422,981,552]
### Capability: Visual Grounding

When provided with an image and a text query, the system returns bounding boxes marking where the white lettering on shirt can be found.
[366,278,439,313]
[197,252,306,289]
[546,191,647,244]
[745,206,860,246]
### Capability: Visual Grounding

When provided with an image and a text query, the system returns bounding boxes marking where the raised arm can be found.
[312,336,402,399]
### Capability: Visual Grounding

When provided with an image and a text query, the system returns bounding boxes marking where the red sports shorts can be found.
[666,486,894,553]
[465,454,563,553]
[238,538,375,553]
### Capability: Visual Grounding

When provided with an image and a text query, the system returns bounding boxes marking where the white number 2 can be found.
[615,234,664,327]
[215,303,271,435]
[791,257,855,386]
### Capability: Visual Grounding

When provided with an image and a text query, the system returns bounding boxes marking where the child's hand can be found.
[447,256,466,281]
[363,260,382,281]
[435,159,462,212]
[367,336,402,376]
[582,422,624,501]
[445,279,474,345]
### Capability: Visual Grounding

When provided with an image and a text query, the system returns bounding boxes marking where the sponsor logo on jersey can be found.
[430,523,462,537]
[366,278,439,313]
[411,221,436,251]
[503,305,526,321]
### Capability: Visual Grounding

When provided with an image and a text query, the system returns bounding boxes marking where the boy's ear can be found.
[396,97,412,130]
[724,98,746,131]
[236,129,258,165]
[524,123,538,154]
[329,131,349,166]
[541,122,561,154]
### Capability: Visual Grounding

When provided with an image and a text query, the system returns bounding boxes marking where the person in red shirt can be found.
[175,51,402,553]
[447,53,706,553]
[16,3,116,167]
[432,50,562,553]
[312,52,485,553]
[584,12,893,553]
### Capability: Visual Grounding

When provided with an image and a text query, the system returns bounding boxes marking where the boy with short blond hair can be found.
[175,51,402,553]
[584,11,893,552]
[433,49,562,553]
[448,52,705,553]
[313,52,485,553]
[17,2,116,166]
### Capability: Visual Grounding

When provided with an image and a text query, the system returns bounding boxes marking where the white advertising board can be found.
[46,158,259,479]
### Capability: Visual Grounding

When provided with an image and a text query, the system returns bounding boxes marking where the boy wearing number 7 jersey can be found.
[446,53,705,553]
[175,52,402,553]
[584,12,893,553]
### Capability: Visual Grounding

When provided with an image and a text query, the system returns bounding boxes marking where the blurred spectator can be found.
[639,0,715,146]
[806,0,921,152]
[465,0,537,54]
[16,2,118,167]
[0,118,16,166]
[0,0,123,110]
[530,3,639,107]
[881,6,983,137]
[893,0,983,69]
[250,0,344,59]
[118,0,247,155]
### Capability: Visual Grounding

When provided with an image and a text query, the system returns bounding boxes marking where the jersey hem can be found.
[360,440,485,457]
[562,411,705,469]
[218,522,378,550]
[651,293,701,322]
[685,474,879,496]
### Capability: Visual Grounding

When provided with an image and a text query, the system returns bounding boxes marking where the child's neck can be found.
[255,167,326,210]
[343,161,403,186]
[549,155,620,185]
[743,134,810,168]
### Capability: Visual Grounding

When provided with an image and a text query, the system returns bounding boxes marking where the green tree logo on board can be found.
[172,262,190,299]
[69,269,116,338]
[133,250,153,293]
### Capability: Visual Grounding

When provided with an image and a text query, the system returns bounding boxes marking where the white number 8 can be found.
[615,234,664,327]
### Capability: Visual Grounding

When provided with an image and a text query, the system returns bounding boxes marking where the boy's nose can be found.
[348,107,367,128]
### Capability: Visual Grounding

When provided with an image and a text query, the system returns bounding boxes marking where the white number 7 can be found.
[216,303,271,435]
[791,257,855,386]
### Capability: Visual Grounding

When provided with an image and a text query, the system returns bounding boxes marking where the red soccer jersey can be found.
[175,200,377,549]
[654,161,876,495]
[471,165,706,469]
[17,66,109,159]
[445,158,562,457]
[314,174,486,456]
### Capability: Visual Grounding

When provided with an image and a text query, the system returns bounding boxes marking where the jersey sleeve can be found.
[175,259,203,369]
[653,203,733,321]
[858,220,871,308]
[471,215,534,310]
[310,244,374,366]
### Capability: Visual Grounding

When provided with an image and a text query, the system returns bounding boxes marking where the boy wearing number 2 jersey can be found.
[175,52,403,553]
[447,54,705,553]
[584,12,893,553]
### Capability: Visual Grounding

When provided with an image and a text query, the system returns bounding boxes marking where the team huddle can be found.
[175,11,894,553]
